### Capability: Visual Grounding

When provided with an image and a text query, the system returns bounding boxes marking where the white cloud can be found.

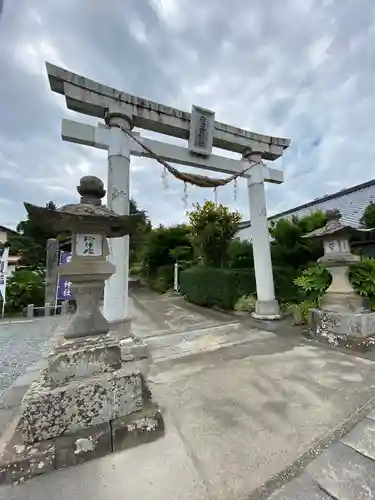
[1,0,375,229]
[28,8,42,25]
[128,18,149,44]
[149,0,182,27]
[13,39,66,76]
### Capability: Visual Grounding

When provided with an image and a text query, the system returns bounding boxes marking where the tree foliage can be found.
[294,211,326,234]
[227,238,254,269]
[360,202,375,229]
[129,198,151,264]
[187,201,242,268]
[8,201,57,268]
[294,264,332,300]
[4,268,45,313]
[349,258,375,306]
[292,258,375,323]
[269,211,326,269]
[141,224,193,276]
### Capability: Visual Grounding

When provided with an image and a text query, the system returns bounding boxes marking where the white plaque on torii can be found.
[188,105,215,157]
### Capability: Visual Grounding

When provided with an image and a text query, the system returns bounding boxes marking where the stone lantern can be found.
[304,208,375,346]
[24,176,136,340]
[0,176,163,484]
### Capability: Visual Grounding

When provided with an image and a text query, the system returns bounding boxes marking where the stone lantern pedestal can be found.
[0,177,163,484]
[305,209,375,347]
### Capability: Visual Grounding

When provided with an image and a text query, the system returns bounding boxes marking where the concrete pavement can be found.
[3,291,375,499]
[0,316,63,398]
[0,316,70,447]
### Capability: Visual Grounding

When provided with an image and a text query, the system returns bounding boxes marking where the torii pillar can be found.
[60,110,134,332]
[102,112,132,329]
[243,151,280,319]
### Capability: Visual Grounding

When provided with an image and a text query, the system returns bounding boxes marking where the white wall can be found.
[237,226,252,242]
[0,230,7,244]
[7,263,16,277]
[0,230,19,276]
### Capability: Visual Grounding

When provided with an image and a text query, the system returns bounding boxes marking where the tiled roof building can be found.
[237,179,375,241]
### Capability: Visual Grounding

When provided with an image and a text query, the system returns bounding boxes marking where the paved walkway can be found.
[131,290,273,364]
[3,292,375,499]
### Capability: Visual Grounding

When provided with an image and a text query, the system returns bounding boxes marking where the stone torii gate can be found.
[46,62,291,325]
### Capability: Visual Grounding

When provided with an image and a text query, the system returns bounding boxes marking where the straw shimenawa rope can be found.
[119,126,258,188]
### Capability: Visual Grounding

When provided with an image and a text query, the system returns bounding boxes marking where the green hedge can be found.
[273,265,301,303]
[180,267,256,309]
[179,266,300,310]
[148,264,174,293]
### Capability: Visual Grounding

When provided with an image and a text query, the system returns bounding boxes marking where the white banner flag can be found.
[0,246,9,302]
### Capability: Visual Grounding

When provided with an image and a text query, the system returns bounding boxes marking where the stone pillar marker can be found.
[306,209,375,347]
[45,238,59,305]
[0,176,163,485]
[244,151,280,319]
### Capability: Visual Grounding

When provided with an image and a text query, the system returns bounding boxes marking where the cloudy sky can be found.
[1,0,375,229]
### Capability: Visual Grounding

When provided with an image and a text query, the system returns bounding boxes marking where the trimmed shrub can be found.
[273,265,301,303]
[130,262,142,276]
[180,266,300,310]
[291,299,318,325]
[180,267,256,310]
[149,264,174,294]
[234,295,257,313]
[291,258,375,325]
[349,258,375,309]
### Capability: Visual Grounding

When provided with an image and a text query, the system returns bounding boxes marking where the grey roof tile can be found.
[268,473,333,499]
[341,418,375,461]
[269,179,375,226]
[306,441,375,500]
[240,179,375,236]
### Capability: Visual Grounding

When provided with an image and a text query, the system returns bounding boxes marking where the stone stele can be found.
[0,176,164,485]
[304,208,375,348]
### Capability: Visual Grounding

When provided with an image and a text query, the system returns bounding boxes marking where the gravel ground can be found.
[0,317,62,398]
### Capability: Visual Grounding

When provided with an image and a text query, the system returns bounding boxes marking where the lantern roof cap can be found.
[24,176,140,238]
[304,209,374,240]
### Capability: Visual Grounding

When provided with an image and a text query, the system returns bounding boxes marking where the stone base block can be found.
[252,299,281,320]
[47,336,122,386]
[120,336,149,362]
[308,308,375,348]
[111,404,164,452]
[0,437,55,485]
[55,422,112,469]
[320,292,369,313]
[109,318,132,340]
[0,405,164,485]
[18,366,144,444]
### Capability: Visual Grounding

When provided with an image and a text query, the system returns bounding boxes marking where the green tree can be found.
[4,268,45,313]
[187,201,242,268]
[269,211,326,269]
[129,198,151,264]
[296,211,326,234]
[360,202,375,229]
[228,238,254,269]
[141,224,193,277]
[169,245,193,266]
[8,201,57,268]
